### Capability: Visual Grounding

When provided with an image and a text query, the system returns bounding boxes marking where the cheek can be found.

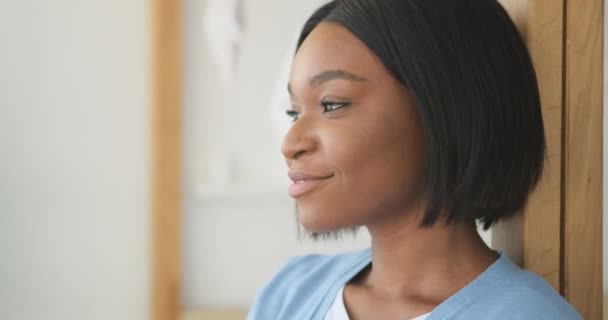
[336,120,424,204]
[297,117,425,231]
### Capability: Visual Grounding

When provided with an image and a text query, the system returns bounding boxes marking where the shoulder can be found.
[473,263,582,319]
[246,248,371,320]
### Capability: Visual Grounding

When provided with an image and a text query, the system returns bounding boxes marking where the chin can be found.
[297,210,338,232]
[296,207,355,234]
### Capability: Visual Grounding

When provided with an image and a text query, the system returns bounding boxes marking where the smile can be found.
[288,175,333,198]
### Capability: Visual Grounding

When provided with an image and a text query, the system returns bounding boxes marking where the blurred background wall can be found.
[0,1,150,319]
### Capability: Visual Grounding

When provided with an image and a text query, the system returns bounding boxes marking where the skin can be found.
[281,22,498,319]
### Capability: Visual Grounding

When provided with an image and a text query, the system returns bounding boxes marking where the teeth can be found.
[296,180,305,183]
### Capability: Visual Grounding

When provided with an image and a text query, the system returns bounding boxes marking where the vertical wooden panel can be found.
[500,0,565,291]
[150,0,183,320]
[563,0,603,318]
[522,0,565,292]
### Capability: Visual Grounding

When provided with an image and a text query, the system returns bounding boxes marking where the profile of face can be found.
[282,22,427,233]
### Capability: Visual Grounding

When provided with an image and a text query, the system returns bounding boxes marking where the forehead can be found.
[290,22,387,88]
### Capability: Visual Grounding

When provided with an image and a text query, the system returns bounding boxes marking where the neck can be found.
[360,212,498,301]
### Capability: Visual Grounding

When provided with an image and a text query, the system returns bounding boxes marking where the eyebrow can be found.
[287,69,368,95]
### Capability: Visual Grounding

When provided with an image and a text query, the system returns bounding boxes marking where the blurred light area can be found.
[0,1,150,319]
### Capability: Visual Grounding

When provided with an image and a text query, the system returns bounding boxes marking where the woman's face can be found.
[282,22,426,232]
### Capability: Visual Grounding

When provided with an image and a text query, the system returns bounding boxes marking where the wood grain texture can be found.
[150,0,183,320]
[563,0,603,318]
[497,0,565,291]
[522,0,565,292]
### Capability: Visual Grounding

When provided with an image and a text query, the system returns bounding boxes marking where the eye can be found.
[285,109,299,122]
[321,101,349,112]
[286,100,350,122]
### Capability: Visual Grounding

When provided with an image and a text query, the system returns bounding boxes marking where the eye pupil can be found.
[323,102,345,112]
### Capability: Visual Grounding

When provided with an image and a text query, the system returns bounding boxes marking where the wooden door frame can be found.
[520,0,603,319]
[516,0,564,291]
[150,0,182,320]
[562,0,603,317]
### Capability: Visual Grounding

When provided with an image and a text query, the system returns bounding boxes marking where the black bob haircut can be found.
[294,0,546,234]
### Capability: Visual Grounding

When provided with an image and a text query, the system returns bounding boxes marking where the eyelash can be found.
[285,101,349,122]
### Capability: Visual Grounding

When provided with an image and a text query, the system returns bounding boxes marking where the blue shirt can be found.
[247,248,582,319]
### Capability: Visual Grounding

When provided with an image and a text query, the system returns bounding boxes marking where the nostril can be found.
[292,150,306,159]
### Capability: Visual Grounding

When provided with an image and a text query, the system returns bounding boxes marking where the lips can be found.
[287,170,334,197]
[288,171,333,182]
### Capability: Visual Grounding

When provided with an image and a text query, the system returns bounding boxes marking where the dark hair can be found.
[296,0,545,231]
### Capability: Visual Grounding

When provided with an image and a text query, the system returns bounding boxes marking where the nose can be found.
[281,116,318,161]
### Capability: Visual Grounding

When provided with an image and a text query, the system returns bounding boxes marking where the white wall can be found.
[0,1,149,319]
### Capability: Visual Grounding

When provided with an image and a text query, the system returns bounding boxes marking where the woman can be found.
[248,0,582,319]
